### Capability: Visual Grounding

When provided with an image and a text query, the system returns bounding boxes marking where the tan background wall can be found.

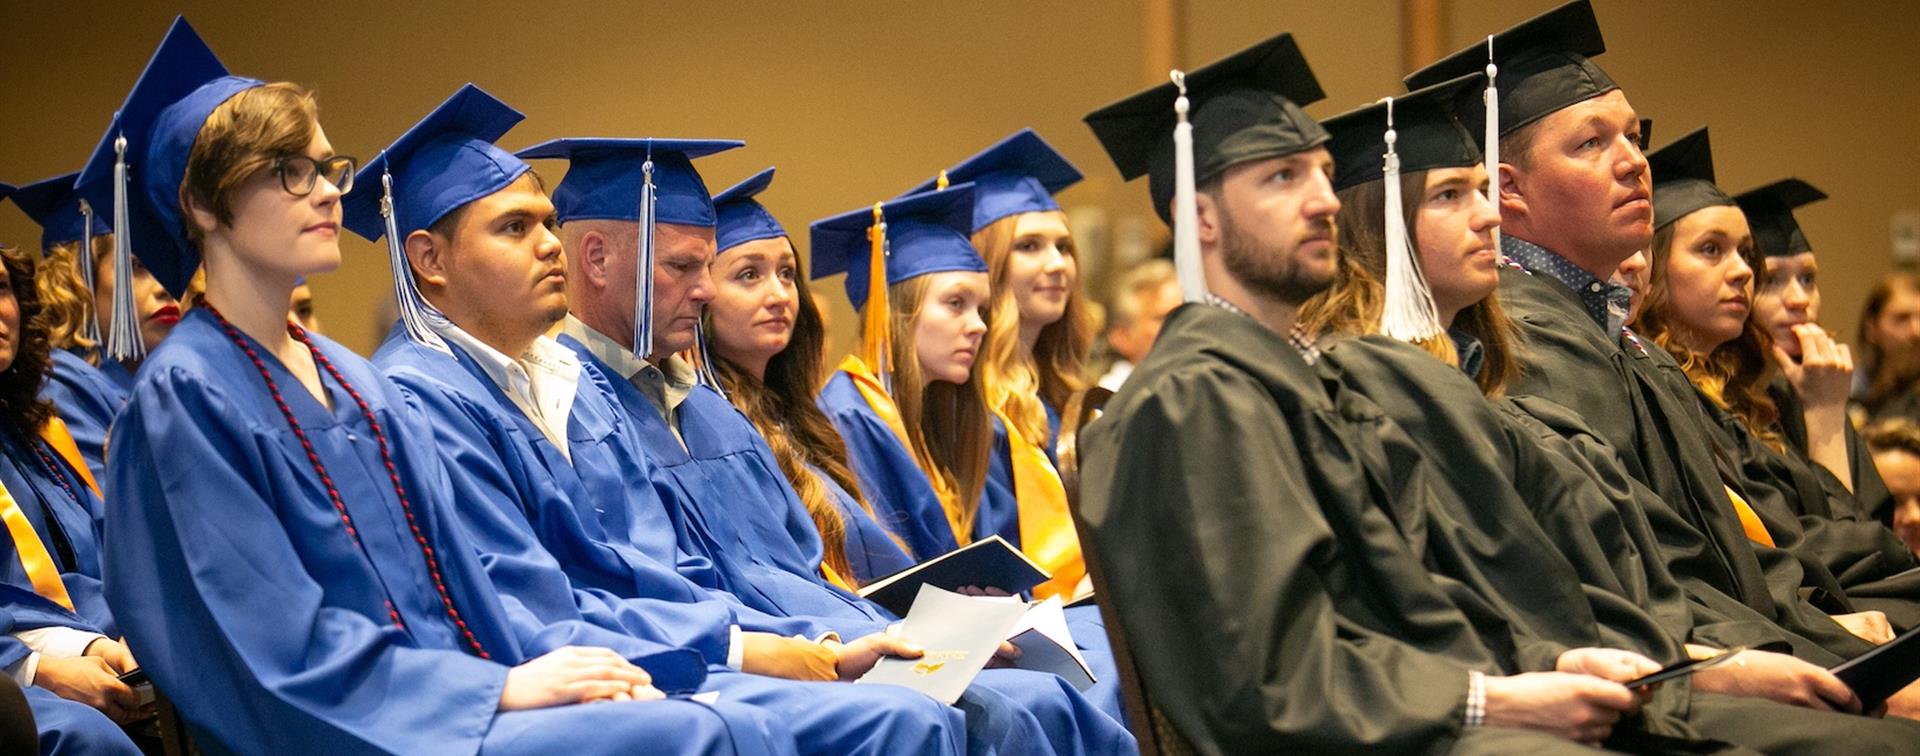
[3,0,1915,358]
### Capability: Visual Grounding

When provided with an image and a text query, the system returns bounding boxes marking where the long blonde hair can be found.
[870,275,994,542]
[974,210,1093,445]
[36,235,110,358]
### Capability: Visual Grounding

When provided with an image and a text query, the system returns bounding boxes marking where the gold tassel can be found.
[860,203,892,381]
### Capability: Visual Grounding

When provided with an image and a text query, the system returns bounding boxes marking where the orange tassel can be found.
[860,203,892,381]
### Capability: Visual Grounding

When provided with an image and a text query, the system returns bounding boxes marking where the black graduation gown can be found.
[1500,267,1875,662]
[1691,388,1920,628]
[1771,377,1889,523]
[1313,337,1697,722]
[1081,305,1561,754]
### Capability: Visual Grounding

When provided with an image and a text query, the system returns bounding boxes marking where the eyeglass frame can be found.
[274,154,358,197]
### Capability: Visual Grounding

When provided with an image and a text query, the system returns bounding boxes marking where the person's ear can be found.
[404,229,449,292]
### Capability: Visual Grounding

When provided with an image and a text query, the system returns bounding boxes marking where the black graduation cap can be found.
[1083,33,1329,223]
[1404,0,1618,138]
[1648,126,1734,230]
[1735,179,1827,256]
[1322,74,1484,193]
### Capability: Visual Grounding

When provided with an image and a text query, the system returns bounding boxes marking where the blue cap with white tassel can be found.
[340,84,530,356]
[74,16,263,361]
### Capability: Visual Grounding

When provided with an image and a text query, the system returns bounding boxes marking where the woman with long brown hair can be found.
[911,130,1090,600]
[1636,127,1920,630]
[702,168,914,586]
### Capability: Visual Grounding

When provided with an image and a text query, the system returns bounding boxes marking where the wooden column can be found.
[1142,0,1184,85]
[1402,0,1450,73]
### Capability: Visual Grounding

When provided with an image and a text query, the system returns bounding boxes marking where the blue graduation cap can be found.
[340,83,530,355]
[11,172,111,346]
[515,137,743,375]
[811,183,979,390]
[0,183,15,210]
[899,129,1083,233]
[515,138,743,226]
[811,183,981,312]
[714,167,785,254]
[11,172,114,254]
[74,16,262,361]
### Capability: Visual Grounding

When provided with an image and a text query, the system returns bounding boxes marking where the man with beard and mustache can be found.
[1078,32,1668,754]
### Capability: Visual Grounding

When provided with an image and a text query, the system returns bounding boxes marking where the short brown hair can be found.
[179,82,320,247]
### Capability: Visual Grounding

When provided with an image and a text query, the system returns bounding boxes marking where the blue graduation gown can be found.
[0,428,113,639]
[814,465,914,585]
[818,371,973,561]
[39,350,126,485]
[562,340,887,632]
[821,376,1128,727]
[103,311,788,756]
[374,329,966,756]
[568,340,1135,756]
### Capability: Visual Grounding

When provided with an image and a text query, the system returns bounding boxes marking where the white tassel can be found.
[77,199,103,348]
[635,158,658,359]
[1484,35,1502,252]
[1379,97,1445,343]
[1170,70,1207,304]
[106,136,144,363]
[383,170,452,355]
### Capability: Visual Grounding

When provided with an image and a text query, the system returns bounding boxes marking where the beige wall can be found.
[3,0,1914,357]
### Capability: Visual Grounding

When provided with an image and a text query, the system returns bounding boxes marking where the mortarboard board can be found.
[1405,0,1618,138]
[515,138,743,227]
[11,172,114,254]
[342,84,529,243]
[340,83,529,355]
[1735,178,1827,257]
[74,16,263,360]
[812,184,980,311]
[1322,75,1487,343]
[1323,74,1484,193]
[810,183,978,390]
[1648,126,1733,230]
[714,167,785,254]
[900,129,1083,233]
[1084,33,1329,223]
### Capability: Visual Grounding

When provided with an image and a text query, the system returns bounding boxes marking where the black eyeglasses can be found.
[275,155,357,196]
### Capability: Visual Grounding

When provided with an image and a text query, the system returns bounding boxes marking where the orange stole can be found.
[1725,485,1775,547]
[0,425,79,611]
[41,417,101,498]
[989,407,1086,601]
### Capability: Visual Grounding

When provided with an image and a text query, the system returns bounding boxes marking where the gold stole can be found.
[989,407,1086,602]
[1725,485,1776,547]
[0,421,88,611]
